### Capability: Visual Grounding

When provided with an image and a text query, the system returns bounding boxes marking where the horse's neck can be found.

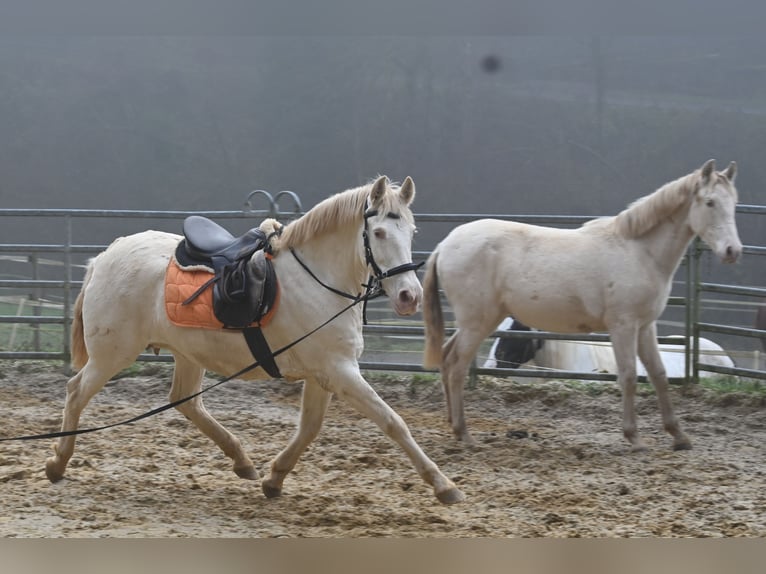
[639,202,695,277]
[292,224,367,293]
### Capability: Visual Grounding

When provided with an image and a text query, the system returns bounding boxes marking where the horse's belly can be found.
[511,302,606,334]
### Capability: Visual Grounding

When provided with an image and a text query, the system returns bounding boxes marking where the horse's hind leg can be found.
[331,364,465,505]
[262,378,332,498]
[45,357,130,482]
[441,328,486,445]
[609,325,648,451]
[170,355,257,479]
[637,323,692,451]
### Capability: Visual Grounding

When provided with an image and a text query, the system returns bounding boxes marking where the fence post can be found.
[690,237,702,383]
[684,246,692,384]
[469,358,478,389]
[63,214,72,365]
[30,254,40,352]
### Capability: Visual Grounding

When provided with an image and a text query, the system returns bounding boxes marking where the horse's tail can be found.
[422,248,445,369]
[70,260,94,371]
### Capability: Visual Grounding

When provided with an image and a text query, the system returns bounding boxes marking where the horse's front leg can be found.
[262,378,332,498]
[331,363,465,505]
[609,325,646,451]
[637,323,692,450]
[170,355,257,479]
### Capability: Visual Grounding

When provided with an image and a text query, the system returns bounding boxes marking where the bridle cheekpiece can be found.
[361,202,424,302]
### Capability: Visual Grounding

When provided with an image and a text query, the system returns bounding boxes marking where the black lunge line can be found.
[0,295,368,443]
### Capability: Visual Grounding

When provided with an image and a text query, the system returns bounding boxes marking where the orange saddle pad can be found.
[164,259,279,329]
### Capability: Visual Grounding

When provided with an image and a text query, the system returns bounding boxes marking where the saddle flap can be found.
[212,250,277,329]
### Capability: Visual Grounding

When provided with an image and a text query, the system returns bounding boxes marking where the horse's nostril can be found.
[399,290,414,304]
[725,245,742,261]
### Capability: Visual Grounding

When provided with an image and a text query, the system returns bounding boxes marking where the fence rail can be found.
[1,204,764,384]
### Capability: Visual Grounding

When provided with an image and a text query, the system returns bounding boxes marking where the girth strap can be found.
[243,327,282,378]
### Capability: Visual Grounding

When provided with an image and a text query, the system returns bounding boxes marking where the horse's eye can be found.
[706,199,715,207]
[374,228,386,240]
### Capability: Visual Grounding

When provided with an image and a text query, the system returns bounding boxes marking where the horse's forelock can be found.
[712,172,739,202]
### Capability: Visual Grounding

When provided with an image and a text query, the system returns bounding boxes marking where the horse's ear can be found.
[700,159,716,183]
[370,176,388,206]
[399,176,416,205]
[723,161,737,183]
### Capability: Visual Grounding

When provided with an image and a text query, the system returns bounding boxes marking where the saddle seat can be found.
[181,215,268,267]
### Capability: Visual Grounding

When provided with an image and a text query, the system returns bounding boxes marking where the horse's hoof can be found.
[45,459,65,483]
[234,465,259,480]
[455,433,477,448]
[673,439,693,451]
[629,443,649,453]
[436,487,466,505]
[261,481,282,499]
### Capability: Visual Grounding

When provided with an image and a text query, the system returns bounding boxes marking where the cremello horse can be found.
[48,176,465,505]
[423,160,742,451]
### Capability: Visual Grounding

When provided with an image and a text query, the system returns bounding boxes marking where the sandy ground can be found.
[0,361,764,538]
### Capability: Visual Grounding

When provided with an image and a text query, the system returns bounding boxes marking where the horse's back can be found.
[89,230,177,288]
[82,230,179,333]
[435,219,614,332]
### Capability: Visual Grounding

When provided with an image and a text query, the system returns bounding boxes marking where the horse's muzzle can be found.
[393,288,420,316]
[721,243,742,264]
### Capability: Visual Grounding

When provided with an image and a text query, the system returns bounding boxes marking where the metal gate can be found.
[1,203,764,383]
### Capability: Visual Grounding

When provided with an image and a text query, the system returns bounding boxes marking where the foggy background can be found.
[1,37,764,228]
[0,36,763,350]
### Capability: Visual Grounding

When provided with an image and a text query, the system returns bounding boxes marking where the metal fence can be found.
[1,202,764,383]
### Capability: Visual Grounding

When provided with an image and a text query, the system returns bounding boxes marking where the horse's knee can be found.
[618,369,638,387]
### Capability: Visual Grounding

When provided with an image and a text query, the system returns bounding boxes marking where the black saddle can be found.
[174,216,282,378]
[177,215,269,269]
[175,215,276,328]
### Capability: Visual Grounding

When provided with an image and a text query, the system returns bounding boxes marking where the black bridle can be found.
[290,201,424,322]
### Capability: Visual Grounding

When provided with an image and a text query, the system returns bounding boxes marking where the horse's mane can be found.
[275,179,412,250]
[587,171,699,238]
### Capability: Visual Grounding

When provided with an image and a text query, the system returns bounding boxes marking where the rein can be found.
[0,198,422,443]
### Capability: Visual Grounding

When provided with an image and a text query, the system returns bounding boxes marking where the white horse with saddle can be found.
[423,160,742,452]
[47,176,465,504]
